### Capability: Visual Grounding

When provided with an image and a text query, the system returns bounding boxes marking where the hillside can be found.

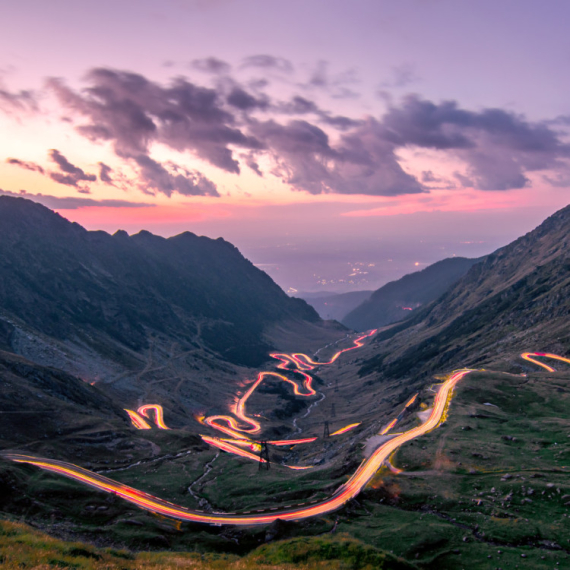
[0,196,322,369]
[342,257,481,331]
[359,203,570,380]
[0,349,128,451]
[297,290,372,321]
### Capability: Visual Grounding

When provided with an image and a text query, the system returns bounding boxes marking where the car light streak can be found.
[291,330,377,367]
[202,331,377,443]
[220,439,262,452]
[138,405,170,429]
[125,409,152,430]
[2,366,474,525]
[267,437,318,446]
[330,423,361,436]
[202,415,253,440]
[379,418,398,435]
[521,352,570,372]
[404,393,418,408]
[379,392,419,435]
[200,436,266,463]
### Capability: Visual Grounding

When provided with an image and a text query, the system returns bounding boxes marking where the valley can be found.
[1,330,569,569]
[0,198,569,570]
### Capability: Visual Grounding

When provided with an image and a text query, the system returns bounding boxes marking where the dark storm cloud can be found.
[421,170,439,183]
[240,55,293,73]
[98,162,114,184]
[48,149,97,188]
[191,57,231,74]
[282,96,319,115]
[319,113,361,130]
[278,96,361,130]
[46,68,262,193]
[421,170,456,190]
[6,158,45,174]
[0,188,154,209]
[241,152,262,176]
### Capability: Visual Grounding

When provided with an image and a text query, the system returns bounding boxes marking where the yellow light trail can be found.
[138,405,170,429]
[404,393,418,408]
[521,352,570,372]
[201,330,376,443]
[291,330,377,368]
[124,409,151,430]
[379,418,398,436]
[379,392,419,435]
[330,423,361,436]
[2,366,474,525]
[200,436,267,463]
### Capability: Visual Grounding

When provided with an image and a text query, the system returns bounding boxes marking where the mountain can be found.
[0,196,321,369]
[297,290,372,321]
[0,349,127,450]
[359,203,570,380]
[342,257,482,331]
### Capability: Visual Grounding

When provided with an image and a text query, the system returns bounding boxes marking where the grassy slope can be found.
[0,519,416,570]
[345,367,570,569]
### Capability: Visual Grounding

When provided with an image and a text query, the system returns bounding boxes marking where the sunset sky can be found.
[1,0,569,292]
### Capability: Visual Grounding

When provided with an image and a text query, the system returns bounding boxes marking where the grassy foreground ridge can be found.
[0,518,415,569]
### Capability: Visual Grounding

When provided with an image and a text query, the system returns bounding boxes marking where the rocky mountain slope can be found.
[359,203,570,381]
[0,349,127,450]
[342,257,481,331]
[0,196,321,369]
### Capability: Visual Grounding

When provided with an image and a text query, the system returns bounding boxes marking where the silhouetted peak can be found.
[130,229,165,243]
[0,195,85,239]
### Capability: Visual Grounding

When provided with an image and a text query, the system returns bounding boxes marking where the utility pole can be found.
[258,441,270,470]
[323,421,330,439]
[331,403,336,418]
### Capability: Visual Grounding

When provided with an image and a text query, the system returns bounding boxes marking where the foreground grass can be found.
[0,519,416,570]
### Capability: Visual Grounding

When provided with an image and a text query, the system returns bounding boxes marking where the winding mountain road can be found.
[3,351,567,526]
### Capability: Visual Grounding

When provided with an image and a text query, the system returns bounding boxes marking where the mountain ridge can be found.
[342,256,483,331]
[0,196,321,368]
[359,202,570,380]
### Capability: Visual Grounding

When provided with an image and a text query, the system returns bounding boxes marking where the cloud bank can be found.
[4,61,570,198]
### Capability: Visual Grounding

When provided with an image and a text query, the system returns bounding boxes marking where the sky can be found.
[1,0,569,293]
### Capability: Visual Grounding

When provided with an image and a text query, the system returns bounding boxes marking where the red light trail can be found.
[124,409,151,430]
[198,331,376,458]
[138,405,170,429]
[520,352,570,372]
